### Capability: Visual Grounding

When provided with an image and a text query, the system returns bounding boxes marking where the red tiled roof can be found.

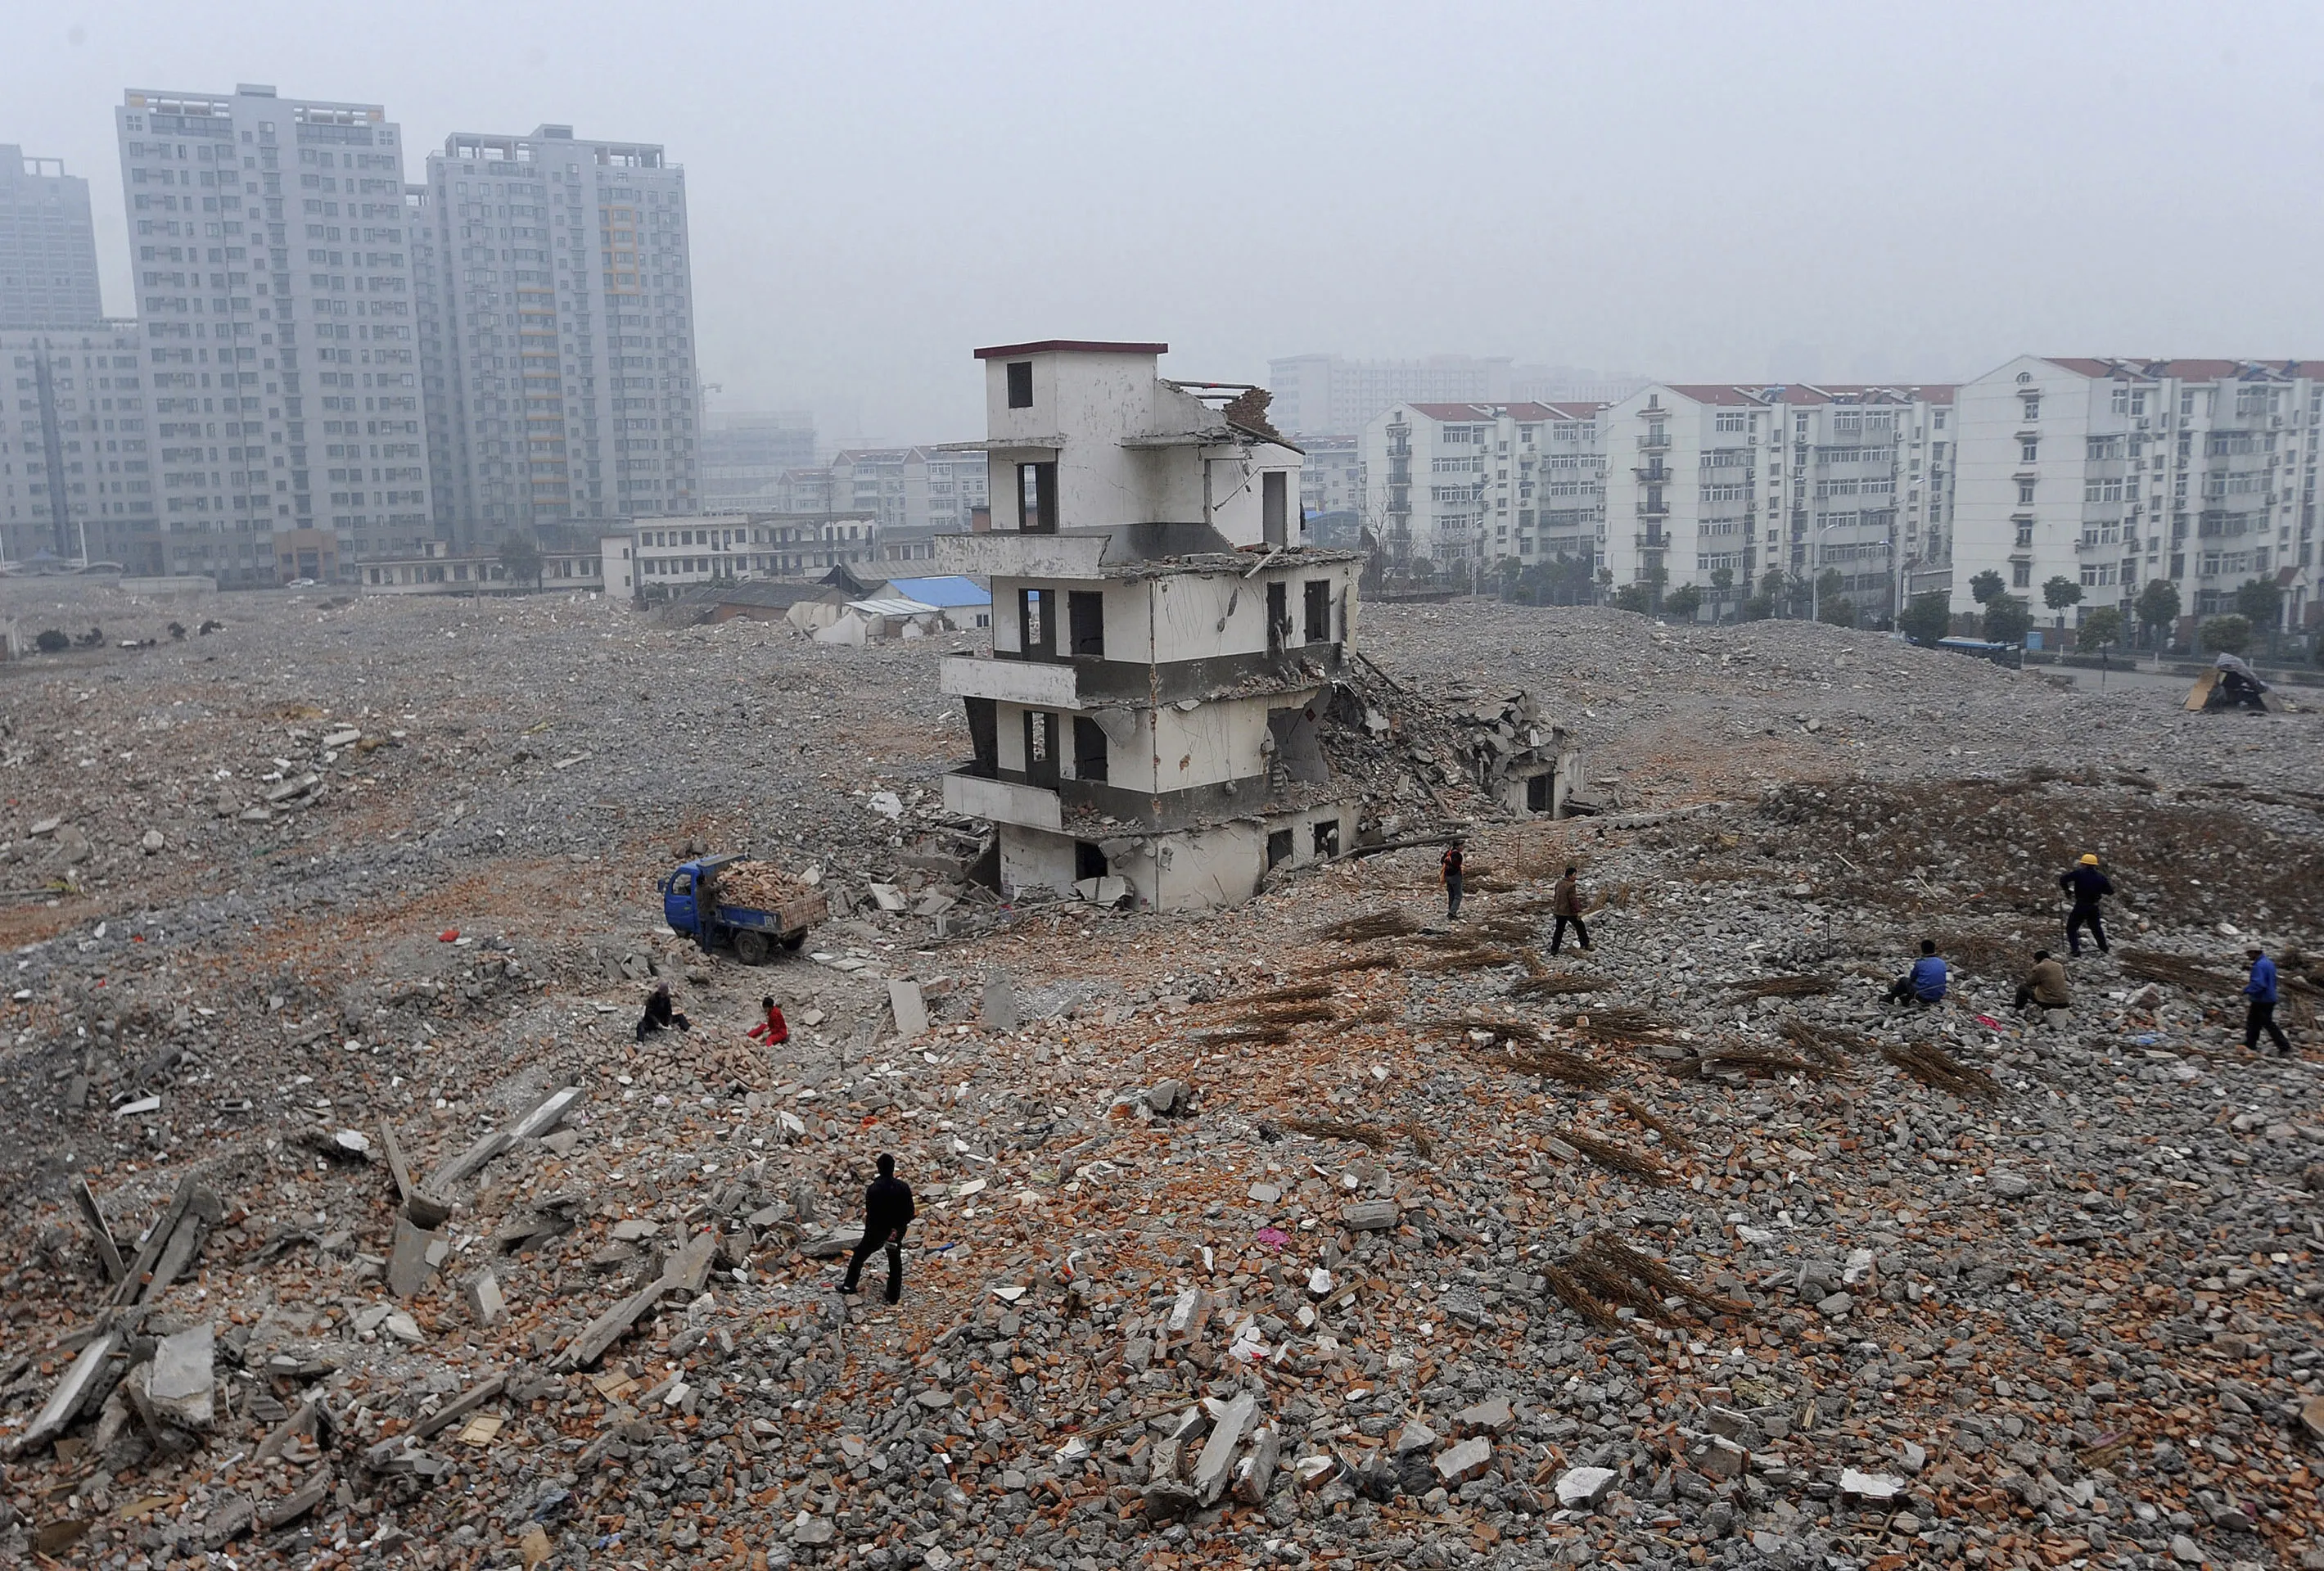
[1651,383,1956,409]
[973,340,1168,359]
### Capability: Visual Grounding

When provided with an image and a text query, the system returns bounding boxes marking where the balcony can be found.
[1633,464,1672,483]
[1636,497,1669,517]
[1634,532,1667,551]
[943,766,1062,832]
[1636,431,1670,452]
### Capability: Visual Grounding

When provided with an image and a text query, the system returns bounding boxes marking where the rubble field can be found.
[2,585,2322,1571]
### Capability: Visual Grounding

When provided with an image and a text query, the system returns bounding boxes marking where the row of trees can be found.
[1945,570,2291,656]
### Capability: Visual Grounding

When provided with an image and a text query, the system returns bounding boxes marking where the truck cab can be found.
[660,853,741,942]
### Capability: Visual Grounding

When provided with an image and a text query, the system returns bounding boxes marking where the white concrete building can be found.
[1,323,160,570]
[1268,352,1640,439]
[2,147,106,330]
[932,339,1363,910]
[1951,358,2318,634]
[1297,434,1361,531]
[413,123,700,545]
[600,509,879,595]
[117,84,435,584]
[1360,400,1604,580]
[1600,382,1956,616]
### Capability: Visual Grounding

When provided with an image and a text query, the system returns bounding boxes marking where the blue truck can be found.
[660,853,828,965]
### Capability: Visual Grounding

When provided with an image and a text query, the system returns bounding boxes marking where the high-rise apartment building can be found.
[413,124,699,545]
[1,147,105,330]
[1600,383,1956,617]
[1360,401,1606,577]
[115,84,433,585]
[702,411,816,504]
[0,323,158,568]
[1951,358,2318,633]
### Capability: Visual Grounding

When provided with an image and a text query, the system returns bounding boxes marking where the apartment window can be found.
[1933,409,1947,431]
[2020,395,2040,422]
[1005,360,1032,409]
[1302,580,1331,643]
[1266,580,1289,656]
[2017,480,2037,506]
[1018,585,1053,657]
[1024,711,1058,789]
[1067,590,1104,657]
[1713,411,1747,433]
[1266,828,1294,869]
[2020,440,2039,463]
[1016,460,1057,533]
[2011,561,2031,589]
[1263,470,1288,546]
[1072,716,1108,782]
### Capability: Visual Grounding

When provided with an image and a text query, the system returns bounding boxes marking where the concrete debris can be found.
[1,589,2320,1569]
[888,977,929,1039]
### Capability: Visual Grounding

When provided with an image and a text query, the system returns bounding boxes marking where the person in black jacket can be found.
[2059,854,2114,957]
[634,982,690,1043]
[841,1153,916,1304]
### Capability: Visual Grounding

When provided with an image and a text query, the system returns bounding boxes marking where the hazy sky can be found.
[9,1,2324,438]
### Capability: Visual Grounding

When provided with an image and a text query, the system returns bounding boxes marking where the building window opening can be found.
[1262,470,1288,545]
[1266,580,1288,656]
[1024,710,1058,788]
[1006,360,1033,409]
[1072,716,1108,782]
[1068,589,1104,657]
[1017,461,1057,533]
[1074,841,1108,883]
[1018,585,1052,657]
[1302,579,1330,643]
[1527,773,1551,813]
[1311,819,1339,857]
[1266,828,1294,869]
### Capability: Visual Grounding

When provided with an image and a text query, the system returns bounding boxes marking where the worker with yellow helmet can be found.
[2058,852,2114,958]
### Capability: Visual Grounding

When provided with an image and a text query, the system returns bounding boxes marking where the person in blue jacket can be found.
[2244,943,2293,1056]
[2058,853,2114,957]
[1887,939,1947,1005]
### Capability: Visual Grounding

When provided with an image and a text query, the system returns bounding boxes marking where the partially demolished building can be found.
[935,340,1581,911]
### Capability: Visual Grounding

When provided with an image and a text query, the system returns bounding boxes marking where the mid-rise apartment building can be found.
[1600,383,1956,616]
[115,84,434,585]
[0,323,159,568]
[413,123,698,546]
[1,147,105,330]
[1951,358,2317,633]
[1360,401,1605,577]
[934,340,1360,910]
[602,509,881,594]
[1297,434,1361,525]
[743,445,990,549]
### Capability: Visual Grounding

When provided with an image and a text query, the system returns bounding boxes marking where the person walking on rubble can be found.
[747,995,789,1046]
[1550,865,1592,954]
[2059,853,2114,958]
[2244,943,2294,1056]
[1887,939,1948,1006]
[1440,840,1465,921]
[840,1153,916,1304]
[634,981,690,1043]
[2013,949,2071,1014]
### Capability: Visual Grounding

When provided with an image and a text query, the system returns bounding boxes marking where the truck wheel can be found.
[733,930,771,966]
[781,932,807,950]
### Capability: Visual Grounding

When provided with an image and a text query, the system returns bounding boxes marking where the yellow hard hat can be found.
[2078,853,2099,865]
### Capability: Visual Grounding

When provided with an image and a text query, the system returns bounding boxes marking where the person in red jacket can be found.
[747,995,788,1045]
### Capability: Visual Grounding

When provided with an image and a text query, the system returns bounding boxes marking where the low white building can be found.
[1358,400,1605,582]
[1951,357,2318,634]
[601,509,879,594]
[932,338,1364,910]
[1600,382,1956,617]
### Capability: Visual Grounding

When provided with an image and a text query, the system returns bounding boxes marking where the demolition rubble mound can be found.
[0,590,2321,1571]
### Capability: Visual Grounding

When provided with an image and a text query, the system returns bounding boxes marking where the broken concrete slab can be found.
[980,969,1018,1032]
[412,1374,508,1442]
[1453,1395,1514,1438]
[1150,1406,1206,1483]
[462,1270,507,1327]
[1163,1284,1212,1339]
[144,1321,215,1431]
[1434,1436,1493,1485]
[505,1085,585,1143]
[557,1230,719,1368]
[1342,1198,1400,1231]
[888,978,928,1039]
[259,1473,331,1530]
[1555,1465,1618,1510]
[797,1229,864,1260]
[69,1176,124,1284]
[1191,1391,1257,1505]
[1232,1424,1279,1504]
[1140,1480,1198,1523]
[1391,1419,1438,1456]
[386,1216,448,1301]
[12,1330,123,1454]
[1839,1467,1908,1501]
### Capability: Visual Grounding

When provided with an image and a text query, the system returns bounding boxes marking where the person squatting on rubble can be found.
[841,1153,916,1304]
[1440,840,1464,921]
[2214,650,2271,710]
[634,982,690,1043]
[2014,950,2071,1014]
[747,995,788,1046]
[2244,944,2294,1057]
[1888,940,1948,1005]
[2059,853,2113,957]
[1550,865,1591,954]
